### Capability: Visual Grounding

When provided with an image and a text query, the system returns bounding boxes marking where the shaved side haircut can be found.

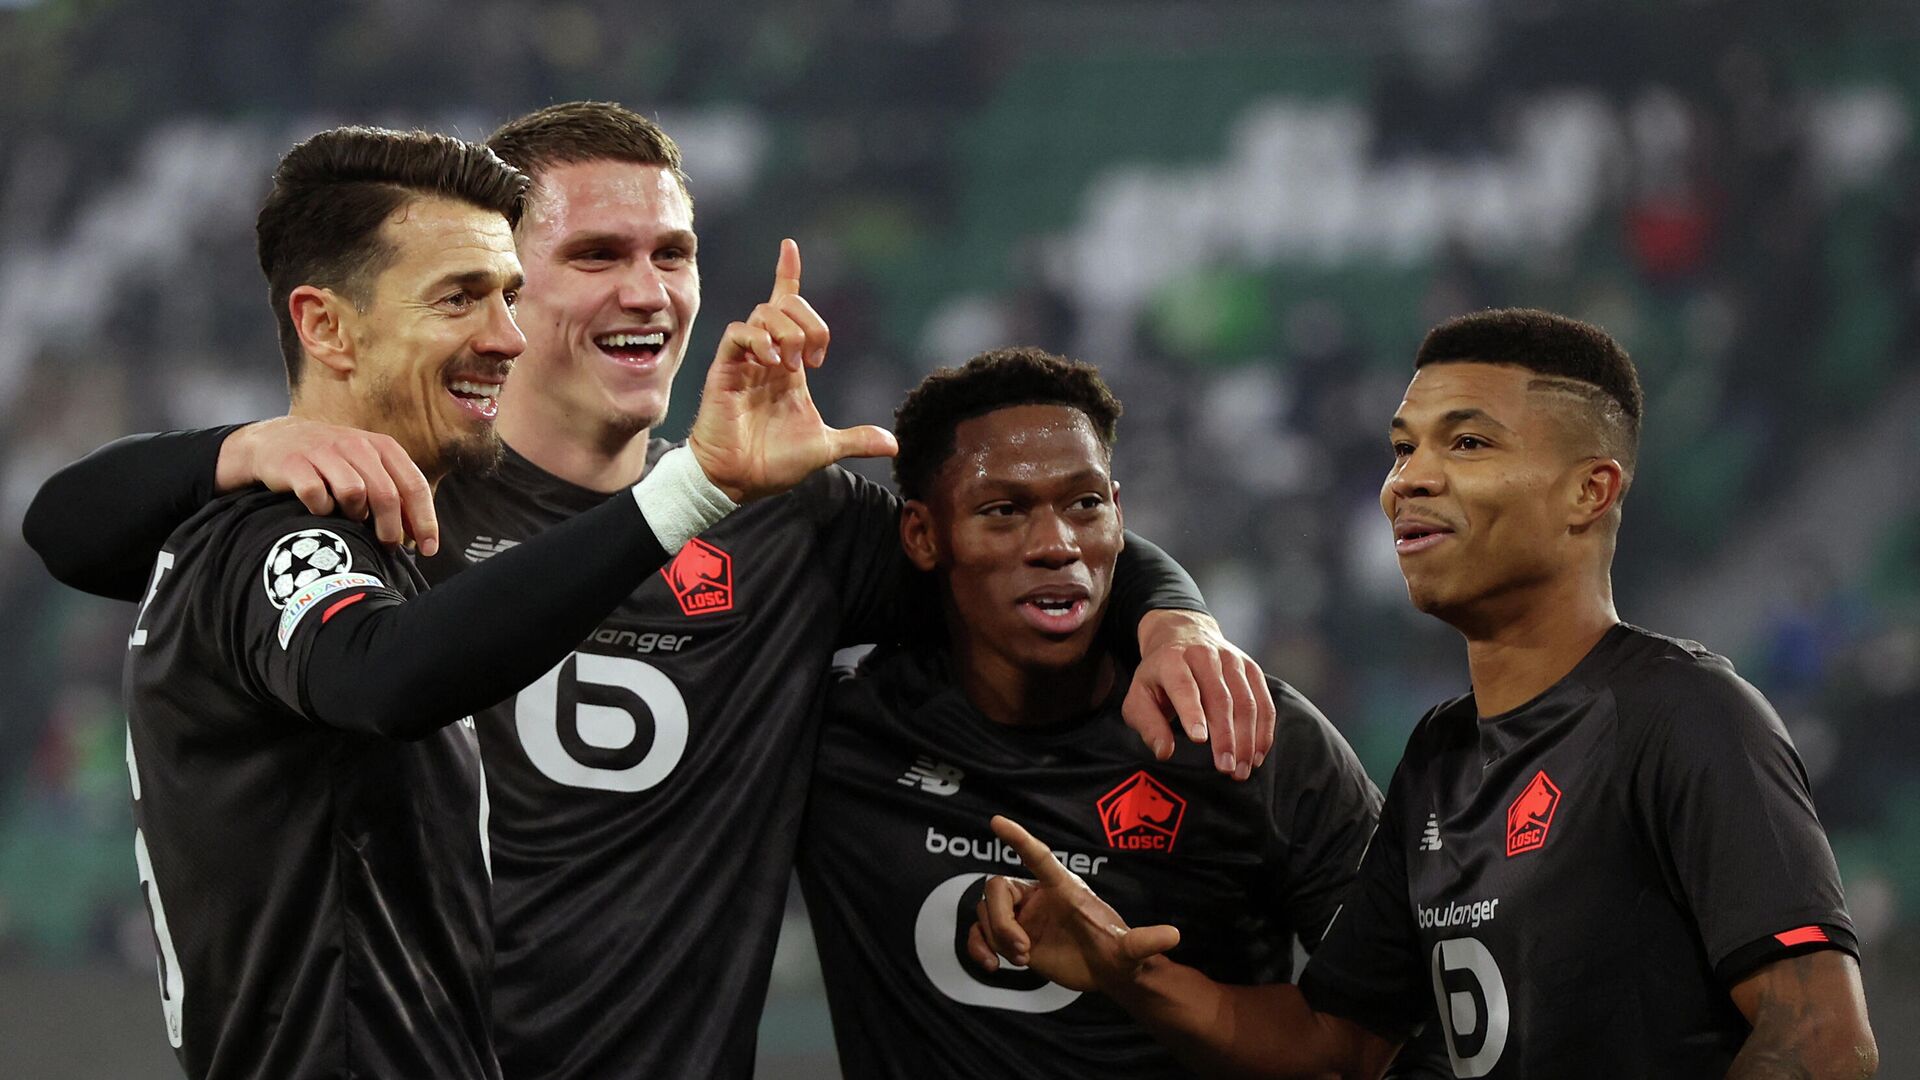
[1415,308,1643,490]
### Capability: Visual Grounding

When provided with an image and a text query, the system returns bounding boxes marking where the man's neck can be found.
[949,631,1115,729]
[496,395,654,494]
[1455,573,1619,718]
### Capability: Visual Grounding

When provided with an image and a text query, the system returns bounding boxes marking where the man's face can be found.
[506,160,699,436]
[1381,362,1586,621]
[348,196,524,478]
[916,404,1124,670]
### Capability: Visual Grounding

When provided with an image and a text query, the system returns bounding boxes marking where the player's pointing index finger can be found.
[989,815,1076,887]
[770,238,802,302]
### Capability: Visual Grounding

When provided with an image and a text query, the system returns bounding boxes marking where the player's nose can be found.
[1024,510,1081,567]
[617,260,670,314]
[474,294,526,360]
[1384,445,1444,503]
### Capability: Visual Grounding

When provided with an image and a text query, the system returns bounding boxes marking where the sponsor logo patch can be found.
[1097,771,1186,852]
[897,756,964,795]
[1774,925,1831,948]
[263,529,353,609]
[1420,812,1444,852]
[661,537,733,616]
[464,535,521,563]
[1505,769,1562,857]
[277,573,384,648]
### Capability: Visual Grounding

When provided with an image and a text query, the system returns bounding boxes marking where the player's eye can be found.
[1453,434,1489,452]
[572,249,617,268]
[503,290,520,310]
[979,503,1020,518]
[1068,494,1106,513]
[656,248,691,267]
[442,292,474,311]
[1390,440,1414,458]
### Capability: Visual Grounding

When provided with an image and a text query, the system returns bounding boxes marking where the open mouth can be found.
[1016,587,1093,636]
[595,330,670,370]
[447,378,503,422]
[1393,521,1454,555]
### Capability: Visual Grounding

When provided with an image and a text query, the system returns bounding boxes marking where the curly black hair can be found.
[893,347,1121,501]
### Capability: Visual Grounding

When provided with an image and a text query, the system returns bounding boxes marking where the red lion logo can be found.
[1505,770,1561,857]
[1098,772,1187,851]
[661,538,733,616]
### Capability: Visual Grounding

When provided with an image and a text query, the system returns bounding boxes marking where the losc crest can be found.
[1097,771,1186,852]
[661,537,734,616]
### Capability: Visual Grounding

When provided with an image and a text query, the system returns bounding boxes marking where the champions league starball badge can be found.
[262,529,354,609]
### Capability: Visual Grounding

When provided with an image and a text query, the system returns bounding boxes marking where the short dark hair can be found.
[487,101,690,202]
[1415,308,1643,473]
[893,347,1122,501]
[256,126,529,389]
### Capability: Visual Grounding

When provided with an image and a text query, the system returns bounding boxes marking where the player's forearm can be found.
[25,425,243,600]
[1727,1007,1878,1079]
[304,448,731,738]
[1105,958,1369,1080]
[1728,1032,1878,1079]
[1107,532,1208,653]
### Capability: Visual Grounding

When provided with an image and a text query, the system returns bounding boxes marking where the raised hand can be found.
[965,815,1180,995]
[218,418,439,553]
[685,239,896,503]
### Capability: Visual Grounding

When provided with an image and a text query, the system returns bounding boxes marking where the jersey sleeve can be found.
[223,486,680,740]
[26,425,245,601]
[1261,679,1384,950]
[1296,758,1432,1041]
[1629,666,1858,984]
[802,466,916,645]
[224,513,409,725]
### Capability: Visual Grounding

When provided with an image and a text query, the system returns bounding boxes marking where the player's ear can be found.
[1111,480,1124,534]
[900,499,940,572]
[290,285,358,377]
[1568,457,1625,531]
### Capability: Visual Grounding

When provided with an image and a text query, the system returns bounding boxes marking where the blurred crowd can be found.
[2,0,1918,987]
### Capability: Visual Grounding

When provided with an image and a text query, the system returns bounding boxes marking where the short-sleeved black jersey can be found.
[1299,623,1857,1078]
[124,491,494,1080]
[427,442,905,1080]
[794,644,1382,1079]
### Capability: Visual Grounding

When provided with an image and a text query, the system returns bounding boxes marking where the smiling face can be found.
[1381,362,1615,623]
[503,160,699,440]
[905,404,1124,671]
[341,196,525,478]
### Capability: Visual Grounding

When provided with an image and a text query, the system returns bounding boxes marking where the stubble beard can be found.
[366,370,506,480]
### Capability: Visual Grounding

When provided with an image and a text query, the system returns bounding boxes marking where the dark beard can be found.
[441,428,505,477]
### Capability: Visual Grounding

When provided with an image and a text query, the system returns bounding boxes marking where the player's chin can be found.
[441,428,505,478]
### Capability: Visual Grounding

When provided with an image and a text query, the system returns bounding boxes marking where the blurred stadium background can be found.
[3,0,1920,1075]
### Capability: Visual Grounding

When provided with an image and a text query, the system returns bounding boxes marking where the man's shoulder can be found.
[1607,624,1769,720]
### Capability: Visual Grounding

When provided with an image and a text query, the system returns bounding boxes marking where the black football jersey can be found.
[1299,623,1857,1078]
[123,490,494,1080]
[425,442,905,1080]
[795,644,1382,1079]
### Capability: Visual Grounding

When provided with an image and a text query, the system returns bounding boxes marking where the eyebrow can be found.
[962,468,1112,493]
[427,268,525,295]
[560,228,698,254]
[1390,407,1514,433]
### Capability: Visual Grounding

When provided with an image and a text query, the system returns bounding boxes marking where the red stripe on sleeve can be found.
[320,592,370,624]
[1773,926,1830,948]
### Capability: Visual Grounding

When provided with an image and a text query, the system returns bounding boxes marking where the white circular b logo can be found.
[515,652,688,792]
[913,873,1081,1013]
[1430,936,1510,1078]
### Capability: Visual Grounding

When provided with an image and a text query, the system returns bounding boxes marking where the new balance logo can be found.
[897,757,964,796]
[465,536,521,563]
[1419,813,1443,852]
